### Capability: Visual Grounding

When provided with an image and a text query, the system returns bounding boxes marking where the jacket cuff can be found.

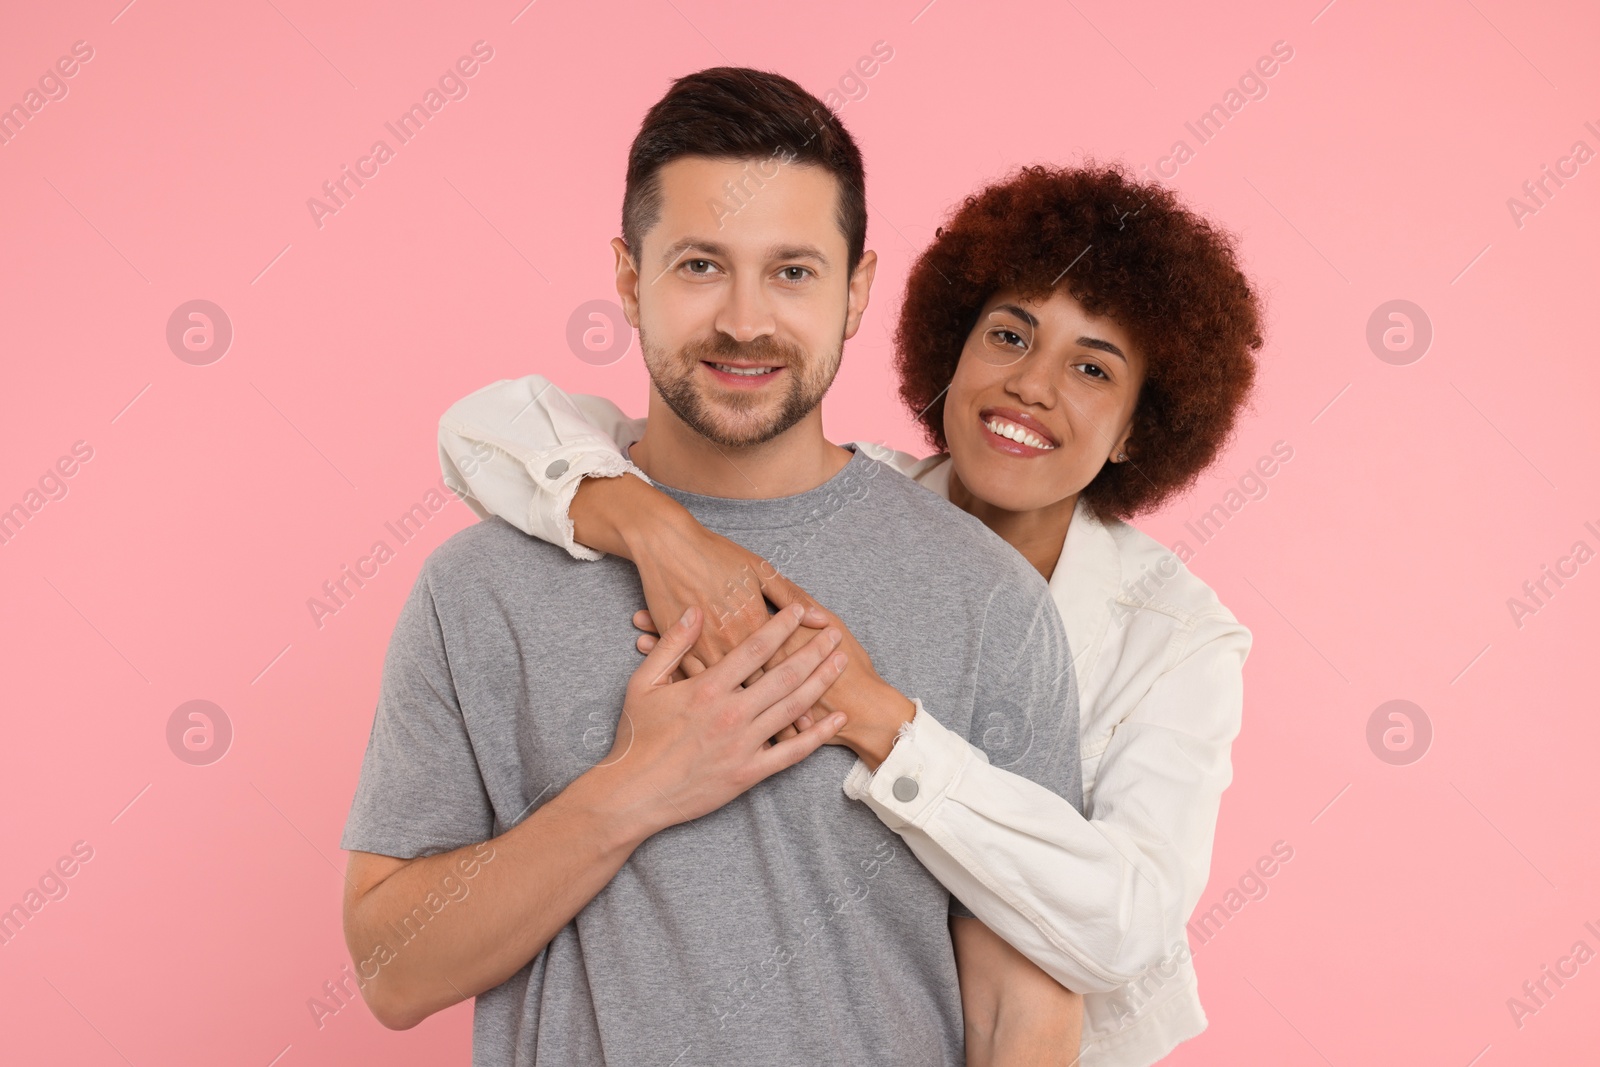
[526,443,651,562]
[841,698,979,830]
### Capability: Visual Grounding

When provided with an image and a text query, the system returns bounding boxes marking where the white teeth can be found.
[711,363,774,376]
[984,418,1056,450]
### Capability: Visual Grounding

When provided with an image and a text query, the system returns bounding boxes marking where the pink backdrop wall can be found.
[3,0,1596,1063]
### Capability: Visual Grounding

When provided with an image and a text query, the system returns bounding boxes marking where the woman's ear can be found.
[1111,422,1135,462]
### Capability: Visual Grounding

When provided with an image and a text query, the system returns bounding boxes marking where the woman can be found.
[438,163,1263,1065]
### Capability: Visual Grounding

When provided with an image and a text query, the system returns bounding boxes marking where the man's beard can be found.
[642,330,842,448]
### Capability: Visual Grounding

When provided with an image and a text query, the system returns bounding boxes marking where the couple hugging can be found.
[341,65,1262,1067]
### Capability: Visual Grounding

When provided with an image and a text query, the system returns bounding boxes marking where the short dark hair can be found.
[622,67,868,272]
[894,163,1265,521]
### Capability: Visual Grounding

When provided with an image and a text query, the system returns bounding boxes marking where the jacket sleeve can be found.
[843,611,1249,994]
[438,376,932,559]
[437,375,649,560]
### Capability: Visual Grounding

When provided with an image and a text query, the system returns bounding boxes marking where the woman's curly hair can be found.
[894,163,1265,521]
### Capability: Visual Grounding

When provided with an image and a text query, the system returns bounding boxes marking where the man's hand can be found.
[591,602,851,834]
[631,597,917,771]
[341,603,849,1032]
[744,598,915,767]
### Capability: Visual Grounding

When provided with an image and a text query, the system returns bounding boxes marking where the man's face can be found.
[614,156,875,448]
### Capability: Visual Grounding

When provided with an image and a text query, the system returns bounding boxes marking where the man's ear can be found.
[842,248,878,341]
[612,237,641,328]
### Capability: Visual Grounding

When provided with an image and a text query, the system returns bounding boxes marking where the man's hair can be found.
[621,67,868,272]
[895,163,1265,521]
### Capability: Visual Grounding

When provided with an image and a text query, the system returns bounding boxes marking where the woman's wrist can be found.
[568,473,687,561]
[835,680,917,771]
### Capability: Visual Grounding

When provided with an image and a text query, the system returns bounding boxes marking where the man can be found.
[340,67,1083,1065]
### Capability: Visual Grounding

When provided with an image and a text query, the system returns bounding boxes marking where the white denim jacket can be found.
[438,376,1250,1067]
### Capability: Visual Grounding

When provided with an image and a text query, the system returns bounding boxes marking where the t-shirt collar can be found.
[623,441,872,531]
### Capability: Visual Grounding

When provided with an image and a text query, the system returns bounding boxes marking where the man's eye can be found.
[778,266,811,281]
[685,259,717,274]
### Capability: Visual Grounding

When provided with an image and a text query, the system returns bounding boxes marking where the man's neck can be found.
[628,390,853,499]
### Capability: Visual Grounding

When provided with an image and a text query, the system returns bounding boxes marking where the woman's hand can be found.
[750,600,916,767]
[633,590,917,771]
[572,473,831,678]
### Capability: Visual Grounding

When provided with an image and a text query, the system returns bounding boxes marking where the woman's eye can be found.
[1074,362,1109,380]
[991,328,1027,349]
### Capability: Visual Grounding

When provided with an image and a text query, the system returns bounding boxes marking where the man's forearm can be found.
[345,763,663,1029]
[953,915,1082,1067]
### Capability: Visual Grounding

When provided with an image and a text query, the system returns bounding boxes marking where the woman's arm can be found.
[438,375,650,559]
[442,375,1246,993]
[438,374,927,558]
[842,611,1249,994]
[439,374,926,751]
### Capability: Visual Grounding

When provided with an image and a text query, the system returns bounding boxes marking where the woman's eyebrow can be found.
[993,303,1127,362]
[1079,336,1127,361]
[992,303,1039,328]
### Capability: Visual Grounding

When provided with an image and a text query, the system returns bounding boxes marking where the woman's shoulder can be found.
[849,439,935,479]
[1095,510,1245,632]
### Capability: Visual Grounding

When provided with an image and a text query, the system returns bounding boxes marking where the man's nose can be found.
[715,275,776,342]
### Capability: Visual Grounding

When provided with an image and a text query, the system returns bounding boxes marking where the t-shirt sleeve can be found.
[339,557,496,859]
[966,575,1084,816]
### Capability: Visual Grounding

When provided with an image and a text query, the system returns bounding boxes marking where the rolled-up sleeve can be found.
[438,375,648,561]
[845,604,1247,994]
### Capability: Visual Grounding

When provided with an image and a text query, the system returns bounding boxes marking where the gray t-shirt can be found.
[341,445,1082,1066]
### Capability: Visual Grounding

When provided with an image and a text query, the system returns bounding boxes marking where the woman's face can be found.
[943,288,1147,514]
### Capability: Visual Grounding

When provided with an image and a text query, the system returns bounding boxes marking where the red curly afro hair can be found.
[894,163,1265,521]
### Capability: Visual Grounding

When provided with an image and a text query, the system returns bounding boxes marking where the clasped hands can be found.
[625,514,915,769]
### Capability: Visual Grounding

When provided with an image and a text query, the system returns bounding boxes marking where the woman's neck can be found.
[947,465,1077,582]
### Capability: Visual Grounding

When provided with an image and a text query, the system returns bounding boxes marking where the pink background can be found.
[3,0,1597,1063]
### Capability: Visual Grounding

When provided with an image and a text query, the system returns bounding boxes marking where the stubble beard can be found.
[642,330,842,448]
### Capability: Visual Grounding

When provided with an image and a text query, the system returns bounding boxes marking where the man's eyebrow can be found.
[992,303,1126,361]
[769,244,830,267]
[658,238,728,264]
[656,239,831,268]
